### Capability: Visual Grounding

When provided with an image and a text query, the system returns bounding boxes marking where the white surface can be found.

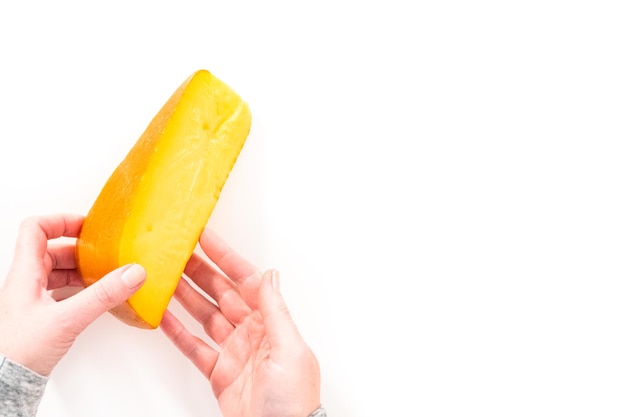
[1,1,626,416]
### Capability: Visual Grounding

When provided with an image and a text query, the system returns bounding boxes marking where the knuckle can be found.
[92,283,118,308]
[18,216,40,232]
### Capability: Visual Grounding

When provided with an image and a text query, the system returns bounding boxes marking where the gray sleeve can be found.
[308,405,327,417]
[0,356,48,417]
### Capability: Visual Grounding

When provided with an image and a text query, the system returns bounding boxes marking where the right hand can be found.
[160,229,321,417]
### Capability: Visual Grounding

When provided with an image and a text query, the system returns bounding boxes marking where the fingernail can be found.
[121,264,146,288]
[271,270,280,292]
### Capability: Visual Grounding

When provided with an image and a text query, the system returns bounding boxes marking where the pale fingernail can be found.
[271,270,280,292]
[121,264,146,288]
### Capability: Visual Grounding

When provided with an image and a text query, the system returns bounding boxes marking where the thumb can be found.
[259,270,302,353]
[62,264,146,333]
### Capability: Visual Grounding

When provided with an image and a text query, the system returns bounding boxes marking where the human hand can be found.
[160,229,321,417]
[0,214,146,376]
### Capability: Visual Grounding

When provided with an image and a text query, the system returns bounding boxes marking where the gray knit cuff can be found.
[0,356,48,417]
[308,405,327,417]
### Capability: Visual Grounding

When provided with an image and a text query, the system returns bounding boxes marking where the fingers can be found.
[184,252,253,325]
[173,277,235,345]
[258,270,303,356]
[59,264,146,334]
[160,310,219,378]
[198,229,263,308]
[46,243,76,270]
[14,214,84,262]
[6,214,84,290]
[46,243,83,289]
[47,269,83,290]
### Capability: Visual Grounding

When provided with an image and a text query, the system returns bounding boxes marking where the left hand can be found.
[0,214,146,376]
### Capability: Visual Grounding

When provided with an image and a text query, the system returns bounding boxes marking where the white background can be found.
[1,1,626,416]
